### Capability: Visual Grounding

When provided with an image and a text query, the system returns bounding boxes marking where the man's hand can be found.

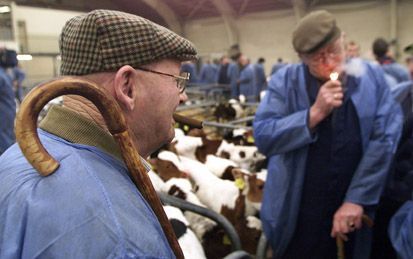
[309,80,343,129]
[331,202,363,241]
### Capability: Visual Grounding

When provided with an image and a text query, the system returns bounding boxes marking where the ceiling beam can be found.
[292,0,307,21]
[238,0,250,16]
[186,0,207,20]
[210,0,239,46]
[389,0,399,58]
[140,0,183,35]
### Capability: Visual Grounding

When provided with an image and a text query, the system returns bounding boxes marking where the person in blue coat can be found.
[181,60,198,85]
[254,57,267,100]
[199,60,218,84]
[0,49,17,155]
[0,9,197,258]
[270,57,287,76]
[389,199,413,259]
[373,38,411,84]
[253,10,402,258]
[228,53,241,99]
[217,55,231,85]
[237,55,256,102]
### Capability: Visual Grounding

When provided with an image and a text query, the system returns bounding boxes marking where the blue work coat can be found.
[239,64,257,102]
[270,62,287,76]
[199,63,218,84]
[382,62,411,84]
[0,130,175,258]
[0,67,15,155]
[389,200,413,259]
[254,63,267,96]
[253,62,402,258]
[228,62,240,98]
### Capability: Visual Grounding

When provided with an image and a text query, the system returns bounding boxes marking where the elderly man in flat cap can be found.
[0,10,196,258]
[254,10,402,258]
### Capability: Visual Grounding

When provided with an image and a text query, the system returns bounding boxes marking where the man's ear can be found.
[113,65,137,111]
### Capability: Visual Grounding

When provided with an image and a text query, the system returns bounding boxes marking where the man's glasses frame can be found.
[136,67,190,93]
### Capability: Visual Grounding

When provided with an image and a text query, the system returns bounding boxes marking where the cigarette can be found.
[173,113,203,129]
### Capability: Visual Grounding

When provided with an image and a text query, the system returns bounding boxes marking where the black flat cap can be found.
[292,10,341,54]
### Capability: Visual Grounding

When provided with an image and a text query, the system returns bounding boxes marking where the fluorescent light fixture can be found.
[0,6,11,13]
[17,54,33,61]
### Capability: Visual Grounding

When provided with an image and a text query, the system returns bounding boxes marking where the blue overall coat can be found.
[253,62,403,258]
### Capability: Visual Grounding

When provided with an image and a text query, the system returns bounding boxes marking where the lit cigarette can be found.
[330,72,339,81]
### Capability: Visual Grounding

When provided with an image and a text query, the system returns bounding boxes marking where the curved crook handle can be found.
[336,214,374,259]
[15,77,127,176]
[15,77,184,259]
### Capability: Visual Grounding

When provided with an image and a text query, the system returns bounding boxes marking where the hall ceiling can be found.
[14,0,387,28]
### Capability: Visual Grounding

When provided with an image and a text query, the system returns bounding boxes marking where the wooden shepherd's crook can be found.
[336,214,374,259]
[14,77,184,259]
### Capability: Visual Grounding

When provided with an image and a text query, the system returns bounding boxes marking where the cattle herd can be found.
[149,100,268,258]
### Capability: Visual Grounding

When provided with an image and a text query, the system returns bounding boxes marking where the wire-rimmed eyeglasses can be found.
[136,67,190,93]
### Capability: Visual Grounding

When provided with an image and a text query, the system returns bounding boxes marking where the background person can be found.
[0,48,17,155]
[253,10,402,258]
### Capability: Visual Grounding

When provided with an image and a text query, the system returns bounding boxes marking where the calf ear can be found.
[248,173,257,184]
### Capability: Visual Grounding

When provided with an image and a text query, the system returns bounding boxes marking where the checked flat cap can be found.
[292,10,341,54]
[60,9,198,75]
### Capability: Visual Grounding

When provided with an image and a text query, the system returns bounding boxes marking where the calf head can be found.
[151,158,187,181]
[195,138,223,163]
[247,174,265,203]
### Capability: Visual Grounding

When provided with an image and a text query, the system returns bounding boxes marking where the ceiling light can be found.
[0,6,11,13]
[17,54,33,61]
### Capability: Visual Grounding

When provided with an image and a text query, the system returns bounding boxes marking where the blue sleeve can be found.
[270,65,276,75]
[389,200,413,259]
[14,68,25,84]
[253,70,316,157]
[239,68,252,84]
[345,66,403,206]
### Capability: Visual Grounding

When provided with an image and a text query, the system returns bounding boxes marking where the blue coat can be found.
[389,200,413,259]
[270,62,287,75]
[239,64,256,102]
[0,130,175,258]
[253,62,402,258]
[382,62,411,84]
[254,63,267,96]
[199,63,218,84]
[0,67,15,155]
[228,62,240,98]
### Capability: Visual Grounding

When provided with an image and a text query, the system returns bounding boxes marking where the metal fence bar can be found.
[159,192,242,252]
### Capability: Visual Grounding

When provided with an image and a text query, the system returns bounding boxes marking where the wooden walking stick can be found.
[15,77,184,259]
[336,214,374,259]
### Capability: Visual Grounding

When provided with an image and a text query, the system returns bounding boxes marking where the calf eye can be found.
[239,151,246,158]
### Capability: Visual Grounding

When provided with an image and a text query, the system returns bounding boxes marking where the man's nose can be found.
[179,91,188,103]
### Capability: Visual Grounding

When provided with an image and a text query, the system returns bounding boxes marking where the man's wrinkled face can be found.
[301,35,345,81]
[132,59,188,153]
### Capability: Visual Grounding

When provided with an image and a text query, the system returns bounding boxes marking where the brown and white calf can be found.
[163,205,207,259]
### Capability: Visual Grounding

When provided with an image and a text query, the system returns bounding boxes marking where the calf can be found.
[204,154,238,180]
[150,151,188,181]
[162,178,217,239]
[163,206,206,259]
